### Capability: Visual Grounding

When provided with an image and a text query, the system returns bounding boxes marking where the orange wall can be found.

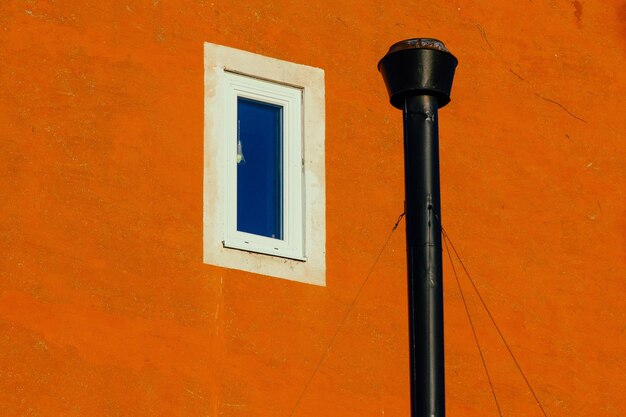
[1,1,624,416]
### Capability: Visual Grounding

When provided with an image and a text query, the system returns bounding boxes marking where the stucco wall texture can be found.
[0,1,624,416]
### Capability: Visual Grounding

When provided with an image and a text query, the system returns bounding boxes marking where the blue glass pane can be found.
[236,97,283,239]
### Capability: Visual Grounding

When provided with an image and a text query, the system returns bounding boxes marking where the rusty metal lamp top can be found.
[387,38,450,53]
[378,38,458,109]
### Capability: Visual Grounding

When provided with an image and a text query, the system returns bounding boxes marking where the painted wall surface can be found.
[1,1,624,416]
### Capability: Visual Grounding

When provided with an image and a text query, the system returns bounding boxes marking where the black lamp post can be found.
[378,39,458,417]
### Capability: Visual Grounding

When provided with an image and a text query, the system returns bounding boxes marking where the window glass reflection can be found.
[236,97,283,240]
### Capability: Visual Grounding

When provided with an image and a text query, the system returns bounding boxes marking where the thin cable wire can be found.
[443,235,503,417]
[441,227,549,417]
[287,212,405,417]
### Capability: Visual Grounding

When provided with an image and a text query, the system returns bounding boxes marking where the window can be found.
[223,72,304,260]
[204,42,325,285]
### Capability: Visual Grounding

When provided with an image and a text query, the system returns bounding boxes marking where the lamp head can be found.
[378,38,458,109]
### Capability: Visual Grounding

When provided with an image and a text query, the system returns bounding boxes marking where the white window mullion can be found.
[223,79,238,245]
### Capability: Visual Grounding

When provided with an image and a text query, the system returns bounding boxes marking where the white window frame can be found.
[204,42,326,286]
[222,72,304,260]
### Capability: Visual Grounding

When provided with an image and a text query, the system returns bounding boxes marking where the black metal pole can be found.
[378,39,457,417]
[404,94,444,417]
